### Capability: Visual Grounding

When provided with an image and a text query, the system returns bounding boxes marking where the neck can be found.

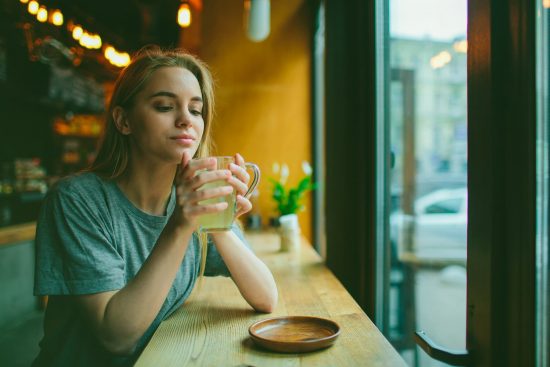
[116,159,177,216]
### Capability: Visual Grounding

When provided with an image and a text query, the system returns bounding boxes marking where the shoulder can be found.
[48,172,109,202]
[43,173,115,217]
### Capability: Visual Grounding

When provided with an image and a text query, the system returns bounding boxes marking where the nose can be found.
[175,109,192,128]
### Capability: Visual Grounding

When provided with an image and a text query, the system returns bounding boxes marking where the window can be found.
[383,1,468,365]
[325,0,540,364]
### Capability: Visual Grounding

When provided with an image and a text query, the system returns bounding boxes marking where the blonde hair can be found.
[91,45,214,177]
[90,45,214,278]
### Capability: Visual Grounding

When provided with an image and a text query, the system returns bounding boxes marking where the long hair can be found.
[90,46,215,278]
[90,45,215,178]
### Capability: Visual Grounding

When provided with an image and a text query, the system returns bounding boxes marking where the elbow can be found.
[102,340,138,356]
[98,334,140,356]
[254,289,278,314]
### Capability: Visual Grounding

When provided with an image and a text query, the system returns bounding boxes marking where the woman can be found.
[32,46,278,367]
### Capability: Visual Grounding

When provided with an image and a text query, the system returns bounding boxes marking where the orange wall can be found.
[189,0,314,241]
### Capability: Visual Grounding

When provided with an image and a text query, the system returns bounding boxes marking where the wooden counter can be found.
[0,222,36,247]
[135,232,406,367]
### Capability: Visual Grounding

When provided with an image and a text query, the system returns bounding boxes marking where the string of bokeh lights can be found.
[18,0,130,67]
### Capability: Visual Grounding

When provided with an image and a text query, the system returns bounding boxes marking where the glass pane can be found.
[383,0,468,365]
[536,1,549,366]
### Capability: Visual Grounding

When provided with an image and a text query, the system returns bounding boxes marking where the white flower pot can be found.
[278,214,301,252]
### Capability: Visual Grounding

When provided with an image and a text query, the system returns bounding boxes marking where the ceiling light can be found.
[50,10,64,26]
[28,1,39,15]
[37,6,48,22]
[244,0,270,42]
[178,3,191,28]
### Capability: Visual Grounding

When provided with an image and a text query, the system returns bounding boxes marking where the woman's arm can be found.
[74,155,232,355]
[210,153,277,313]
[75,220,194,355]
[210,231,278,313]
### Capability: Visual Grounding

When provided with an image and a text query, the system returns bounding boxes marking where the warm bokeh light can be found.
[103,45,130,67]
[19,0,29,4]
[28,1,39,15]
[79,31,89,47]
[544,0,550,8]
[92,34,102,49]
[177,3,191,28]
[453,40,467,53]
[78,32,102,49]
[104,46,115,60]
[430,51,452,69]
[50,9,63,26]
[72,25,83,40]
[36,6,48,22]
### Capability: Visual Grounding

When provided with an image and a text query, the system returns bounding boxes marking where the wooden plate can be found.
[248,316,341,353]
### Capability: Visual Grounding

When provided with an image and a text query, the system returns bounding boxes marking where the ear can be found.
[112,106,131,135]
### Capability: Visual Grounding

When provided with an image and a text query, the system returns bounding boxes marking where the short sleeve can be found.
[203,223,250,277]
[34,187,125,296]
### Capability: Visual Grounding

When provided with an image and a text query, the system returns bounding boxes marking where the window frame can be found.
[467,0,537,365]
[324,0,539,365]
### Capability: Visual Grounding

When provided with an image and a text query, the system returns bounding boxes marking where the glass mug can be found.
[195,156,260,232]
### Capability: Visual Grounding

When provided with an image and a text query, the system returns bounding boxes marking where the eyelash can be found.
[154,104,202,116]
[155,105,173,112]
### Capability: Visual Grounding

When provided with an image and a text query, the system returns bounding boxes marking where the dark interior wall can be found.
[0,10,54,167]
[0,95,54,164]
[0,2,107,175]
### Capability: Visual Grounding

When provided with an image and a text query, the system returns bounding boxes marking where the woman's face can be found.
[123,66,205,165]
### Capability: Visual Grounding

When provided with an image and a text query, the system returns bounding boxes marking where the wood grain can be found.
[135,232,406,367]
[0,222,36,247]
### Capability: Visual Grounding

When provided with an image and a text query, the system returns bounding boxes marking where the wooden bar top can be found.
[135,231,406,367]
[0,222,36,247]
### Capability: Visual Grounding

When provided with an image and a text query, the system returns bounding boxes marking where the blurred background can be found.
[0,0,547,366]
[0,0,315,240]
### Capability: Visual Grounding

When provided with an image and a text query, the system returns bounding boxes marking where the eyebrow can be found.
[149,91,203,103]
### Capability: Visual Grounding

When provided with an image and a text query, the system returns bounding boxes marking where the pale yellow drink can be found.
[194,156,260,232]
[197,179,236,231]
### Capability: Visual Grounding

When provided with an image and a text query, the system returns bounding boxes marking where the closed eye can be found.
[155,105,174,112]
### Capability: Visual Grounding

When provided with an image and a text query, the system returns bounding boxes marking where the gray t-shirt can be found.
[32,172,240,367]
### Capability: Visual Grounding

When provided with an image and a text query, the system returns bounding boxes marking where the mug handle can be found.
[244,163,261,199]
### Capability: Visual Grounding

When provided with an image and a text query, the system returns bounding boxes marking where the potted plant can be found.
[269,162,317,251]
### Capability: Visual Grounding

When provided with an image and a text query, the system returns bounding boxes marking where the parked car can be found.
[390,187,467,263]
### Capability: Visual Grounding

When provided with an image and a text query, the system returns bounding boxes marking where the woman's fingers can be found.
[229,163,250,186]
[235,195,253,218]
[188,169,231,191]
[229,153,250,197]
[179,157,217,181]
[235,153,245,166]
[175,154,255,225]
[181,185,233,206]
[176,169,230,199]
[226,175,249,197]
[231,154,254,212]
[183,201,229,218]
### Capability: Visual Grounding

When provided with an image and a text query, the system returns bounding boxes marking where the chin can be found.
[171,147,198,163]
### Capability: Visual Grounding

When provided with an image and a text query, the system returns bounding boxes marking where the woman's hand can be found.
[172,152,233,229]
[228,153,254,218]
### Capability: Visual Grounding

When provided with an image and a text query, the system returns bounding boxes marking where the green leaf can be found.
[269,173,318,216]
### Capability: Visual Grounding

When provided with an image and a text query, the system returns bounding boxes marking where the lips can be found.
[170,133,196,145]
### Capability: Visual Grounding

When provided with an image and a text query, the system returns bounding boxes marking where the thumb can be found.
[176,151,192,185]
[181,151,191,168]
